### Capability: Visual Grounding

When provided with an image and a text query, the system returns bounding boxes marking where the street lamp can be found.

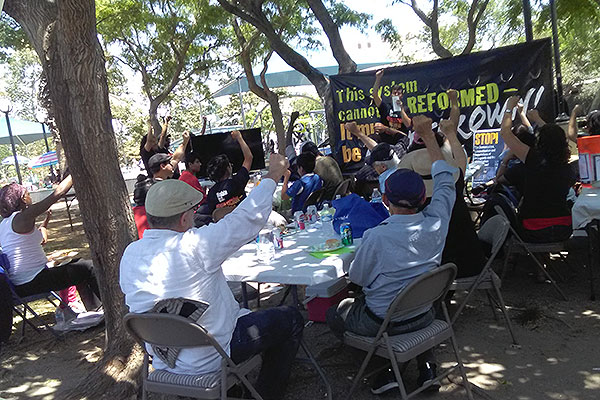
[35,109,56,179]
[0,98,23,184]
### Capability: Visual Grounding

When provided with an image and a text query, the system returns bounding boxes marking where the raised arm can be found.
[414,116,443,163]
[400,105,412,128]
[439,119,466,173]
[495,150,516,180]
[158,116,171,149]
[568,104,582,144]
[526,108,546,128]
[281,169,291,202]
[13,175,73,234]
[345,122,377,150]
[199,116,207,136]
[232,130,253,171]
[518,102,532,129]
[501,96,530,162]
[447,89,460,129]
[171,131,190,165]
[372,69,384,107]
[144,120,156,152]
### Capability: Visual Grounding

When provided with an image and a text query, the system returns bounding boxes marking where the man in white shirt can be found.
[120,154,303,400]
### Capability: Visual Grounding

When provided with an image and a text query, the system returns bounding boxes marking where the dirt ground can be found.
[1,201,599,400]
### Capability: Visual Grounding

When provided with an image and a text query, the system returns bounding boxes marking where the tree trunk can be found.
[5,0,141,398]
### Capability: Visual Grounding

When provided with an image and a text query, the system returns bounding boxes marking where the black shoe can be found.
[417,362,441,393]
[370,368,399,395]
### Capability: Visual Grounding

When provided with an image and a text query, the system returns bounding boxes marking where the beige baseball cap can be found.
[145,180,204,217]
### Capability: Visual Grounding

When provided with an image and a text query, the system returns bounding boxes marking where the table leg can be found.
[240,283,249,309]
[64,196,74,231]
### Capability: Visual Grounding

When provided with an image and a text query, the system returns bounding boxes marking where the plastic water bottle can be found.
[256,229,275,263]
[320,204,336,238]
[371,188,382,203]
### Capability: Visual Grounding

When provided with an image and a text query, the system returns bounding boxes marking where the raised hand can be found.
[344,121,362,137]
[266,153,289,181]
[374,122,386,133]
[573,104,583,116]
[231,130,242,141]
[182,130,190,143]
[375,69,384,80]
[447,89,459,106]
[438,119,455,136]
[506,95,520,110]
[527,109,541,121]
[412,115,434,139]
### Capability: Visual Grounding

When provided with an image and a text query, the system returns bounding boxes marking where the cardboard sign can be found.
[189,128,266,177]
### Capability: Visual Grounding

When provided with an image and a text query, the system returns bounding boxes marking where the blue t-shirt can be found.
[287,173,322,213]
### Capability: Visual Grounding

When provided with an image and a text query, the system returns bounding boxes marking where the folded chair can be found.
[450,215,518,344]
[344,263,473,400]
[333,178,352,199]
[124,312,264,400]
[494,206,568,300]
[0,254,64,341]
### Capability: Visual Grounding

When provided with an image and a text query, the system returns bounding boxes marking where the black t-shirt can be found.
[206,167,250,213]
[503,162,527,195]
[140,146,169,177]
[518,148,574,220]
[377,102,409,145]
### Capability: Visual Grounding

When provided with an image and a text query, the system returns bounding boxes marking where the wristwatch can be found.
[505,108,514,114]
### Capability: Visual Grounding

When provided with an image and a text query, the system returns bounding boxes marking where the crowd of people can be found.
[0,66,598,399]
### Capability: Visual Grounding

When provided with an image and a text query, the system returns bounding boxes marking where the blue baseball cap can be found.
[384,168,426,208]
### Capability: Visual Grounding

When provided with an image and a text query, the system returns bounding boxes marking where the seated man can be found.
[326,115,457,395]
[282,152,322,214]
[134,131,190,207]
[120,154,303,400]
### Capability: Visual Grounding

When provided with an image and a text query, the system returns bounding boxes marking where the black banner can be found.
[330,39,554,172]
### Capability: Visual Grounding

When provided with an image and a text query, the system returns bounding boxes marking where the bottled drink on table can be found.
[320,203,337,238]
[256,229,275,263]
[371,188,382,203]
[306,205,319,224]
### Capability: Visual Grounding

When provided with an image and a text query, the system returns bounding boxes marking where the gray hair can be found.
[373,155,400,171]
[146,212,184,229]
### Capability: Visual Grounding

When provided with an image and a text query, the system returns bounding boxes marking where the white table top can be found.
[572,187,600,230]
[222,226,358,286]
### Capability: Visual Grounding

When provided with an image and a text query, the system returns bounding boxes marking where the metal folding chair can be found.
[0,257,64,341]
[344,264,473,400]
[450,215,518,344]
[124,312,264,400]
[494,206,568,300]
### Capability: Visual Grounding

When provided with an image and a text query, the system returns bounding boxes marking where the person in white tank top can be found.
[0,175,101,311]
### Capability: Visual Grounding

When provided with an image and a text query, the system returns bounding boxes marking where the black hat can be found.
[148,153,172,172]
[367,143,394,165]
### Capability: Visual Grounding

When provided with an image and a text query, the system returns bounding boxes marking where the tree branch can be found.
[306,0,357,74]
[462,0,490,55]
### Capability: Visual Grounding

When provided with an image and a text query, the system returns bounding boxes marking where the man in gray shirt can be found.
[327,115,457,395]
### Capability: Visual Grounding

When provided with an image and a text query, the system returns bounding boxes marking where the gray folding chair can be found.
[344,264,473,400]
[494,206,568,300]
[450,215,518,344]
[124,312,264,400]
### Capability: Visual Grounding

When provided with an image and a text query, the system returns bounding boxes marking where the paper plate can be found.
[307,242,345,253]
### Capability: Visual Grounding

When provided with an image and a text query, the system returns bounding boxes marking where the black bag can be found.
[0,273,13,343]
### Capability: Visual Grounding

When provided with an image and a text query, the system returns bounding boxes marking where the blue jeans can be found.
[230,306,304,400]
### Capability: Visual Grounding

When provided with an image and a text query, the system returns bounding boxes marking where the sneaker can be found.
[417,362,441,393]
[370,368,399,395]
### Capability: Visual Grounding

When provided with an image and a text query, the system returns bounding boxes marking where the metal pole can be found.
[237,77,247,129]
[40,122,55,177]
[3,112,23,184]
[550,0,566,118]
[522,0,533,42]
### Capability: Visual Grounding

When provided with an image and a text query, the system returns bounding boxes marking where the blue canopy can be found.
[212,62,391,98]
[0,117,49,145]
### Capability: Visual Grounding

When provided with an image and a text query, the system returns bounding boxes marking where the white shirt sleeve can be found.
[192,179,277,273]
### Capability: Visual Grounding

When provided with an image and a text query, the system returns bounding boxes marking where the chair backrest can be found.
[124,312,223,351]
[333,178,352,199]
[212,206,236,223]
[385,263,457,324]
[303,188,324,209]
[478,214,510,255]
